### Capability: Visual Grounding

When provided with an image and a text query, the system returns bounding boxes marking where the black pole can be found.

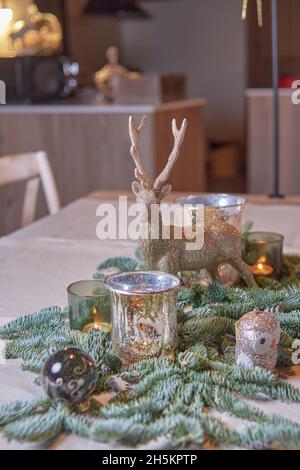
[270,0,284,198]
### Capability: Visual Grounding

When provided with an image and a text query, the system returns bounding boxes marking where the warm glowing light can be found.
[83,321,111,334]
[0,8,13,33]
[251,256,274,276]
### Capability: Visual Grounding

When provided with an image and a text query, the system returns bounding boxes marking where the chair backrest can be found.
[0,151,61,227]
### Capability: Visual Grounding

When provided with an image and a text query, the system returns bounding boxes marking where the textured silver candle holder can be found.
[177,194,246,286]
[177,194,246,230]
[105,271,181,364]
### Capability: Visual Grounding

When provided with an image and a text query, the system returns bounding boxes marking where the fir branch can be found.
[64,413,95,438]
[0,397,51,426]
[97,257,138,272]
[1,258,300,448]
[0,307,66,340]
[3,408,63,442]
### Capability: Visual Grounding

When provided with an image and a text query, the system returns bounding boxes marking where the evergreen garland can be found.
[1,255,300,448]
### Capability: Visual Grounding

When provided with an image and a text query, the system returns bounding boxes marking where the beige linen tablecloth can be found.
[10,197,300,254]
[1,195,300,449]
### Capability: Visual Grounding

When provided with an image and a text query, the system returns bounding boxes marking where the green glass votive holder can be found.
[242,232,284,279]
[67,280,111,333]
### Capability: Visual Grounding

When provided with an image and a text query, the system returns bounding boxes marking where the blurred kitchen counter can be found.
[246,89,300,195]
[0,99,207,235]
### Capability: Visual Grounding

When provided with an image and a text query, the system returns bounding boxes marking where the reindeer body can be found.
[129,116,256,288]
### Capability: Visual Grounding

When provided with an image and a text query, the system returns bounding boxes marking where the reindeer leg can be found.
[157,257,177,275]
[229,258,257,288]
[207,264,221,283]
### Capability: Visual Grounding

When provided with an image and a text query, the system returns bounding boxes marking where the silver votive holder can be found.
[177,194,245,230]
[242,232,284,279]
[105,271,181,364]
[177,194,245,286]
[68,280,111,333]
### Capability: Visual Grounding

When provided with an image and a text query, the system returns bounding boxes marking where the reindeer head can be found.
[129,115,187,205]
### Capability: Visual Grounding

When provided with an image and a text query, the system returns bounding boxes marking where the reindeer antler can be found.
[154,118,187,190]
[129,115,153,189]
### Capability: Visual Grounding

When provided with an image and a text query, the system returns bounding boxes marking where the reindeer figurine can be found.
[129,115,256,288]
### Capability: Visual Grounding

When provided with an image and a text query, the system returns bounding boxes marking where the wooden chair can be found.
[0,151,61,227]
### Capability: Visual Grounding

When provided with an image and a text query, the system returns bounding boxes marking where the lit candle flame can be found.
[92,307,97,316]
[251,256,274,276]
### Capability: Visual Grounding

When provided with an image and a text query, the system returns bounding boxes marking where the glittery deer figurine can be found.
[129,115,256,287]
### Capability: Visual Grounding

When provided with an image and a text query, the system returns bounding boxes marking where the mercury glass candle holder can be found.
[176,194,245,286]
[105,271,181,364]
[68,280,111,333]
[242,232,284,279]
[176,194,245,231]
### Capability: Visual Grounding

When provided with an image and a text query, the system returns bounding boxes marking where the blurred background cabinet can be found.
[246,89,300,195]
[0,99,206,235]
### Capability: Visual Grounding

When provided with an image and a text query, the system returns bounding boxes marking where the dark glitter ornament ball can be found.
[41,348,98,404]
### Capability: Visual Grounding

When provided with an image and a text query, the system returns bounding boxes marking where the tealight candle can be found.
[250,256,274,276]
[242,232,284,279]
[67,280,111,332]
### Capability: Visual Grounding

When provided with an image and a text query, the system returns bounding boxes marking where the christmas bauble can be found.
[41,348,98,404]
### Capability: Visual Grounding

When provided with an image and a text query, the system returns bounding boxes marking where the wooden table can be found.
[1,191,300,450]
